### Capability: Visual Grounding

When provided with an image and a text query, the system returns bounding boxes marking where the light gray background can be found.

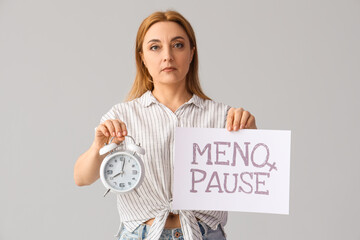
[0,0,359,239]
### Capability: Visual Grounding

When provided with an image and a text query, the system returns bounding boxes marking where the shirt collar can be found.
[139,90,205,109]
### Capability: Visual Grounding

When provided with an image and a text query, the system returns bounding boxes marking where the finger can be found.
[233,108,244,131]
[104,120,116,137]
[111,119,122,138]
[226,108,235,131]
[246,115,257,129]
[97,124,109,137]
[113,136,125,144]
[240,111,251,129]
[114,120,127,143]
[119,121,127,136]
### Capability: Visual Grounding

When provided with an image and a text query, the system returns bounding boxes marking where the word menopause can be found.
[190,141,277,195]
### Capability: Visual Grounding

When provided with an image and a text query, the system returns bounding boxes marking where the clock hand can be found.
[120,158,126,176]
[111,160,126,179]
[111,171,123,179]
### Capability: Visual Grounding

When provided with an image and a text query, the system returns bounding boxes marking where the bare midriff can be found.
[144,213,200,229]
[144,213,181,229]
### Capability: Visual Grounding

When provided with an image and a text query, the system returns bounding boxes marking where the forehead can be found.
[144,21,189,43]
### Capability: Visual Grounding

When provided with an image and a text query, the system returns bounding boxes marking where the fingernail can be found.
[234,125,238,131]
[112,132,115,136]
[240,124,244,129]
[123,130,127,135]
[227,126,232,131]
[105,132,109,137]
[117,132,121,137]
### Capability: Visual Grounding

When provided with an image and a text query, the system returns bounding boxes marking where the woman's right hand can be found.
[94,119,128,147]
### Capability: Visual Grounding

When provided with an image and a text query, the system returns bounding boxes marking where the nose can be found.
[162,46,174,62]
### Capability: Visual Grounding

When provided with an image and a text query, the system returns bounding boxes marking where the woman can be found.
[74,10,256,240]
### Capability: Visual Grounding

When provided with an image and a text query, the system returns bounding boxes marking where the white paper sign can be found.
[173,128,291,215]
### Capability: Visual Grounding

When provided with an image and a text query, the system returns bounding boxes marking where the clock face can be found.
[102,152,142,192]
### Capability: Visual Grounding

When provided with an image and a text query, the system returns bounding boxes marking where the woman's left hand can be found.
[226,107,257,131]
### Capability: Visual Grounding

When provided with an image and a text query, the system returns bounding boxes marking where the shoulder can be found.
[111,98,139,111]
[201,98,232,113]
[100,97,142,123]
[110,93,146,112]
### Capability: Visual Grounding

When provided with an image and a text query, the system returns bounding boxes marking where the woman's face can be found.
[141,21,194,87]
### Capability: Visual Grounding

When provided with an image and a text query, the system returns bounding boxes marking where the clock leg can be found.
[133,189,141,198]
[103,188,111,197]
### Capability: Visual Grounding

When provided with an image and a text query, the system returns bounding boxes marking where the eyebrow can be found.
[147,36,185,44]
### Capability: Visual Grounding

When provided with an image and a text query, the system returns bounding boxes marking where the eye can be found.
[173,42,184,49]
[150,45,159,51]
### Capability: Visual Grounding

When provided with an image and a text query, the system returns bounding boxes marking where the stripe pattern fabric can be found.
[98,90,231,240]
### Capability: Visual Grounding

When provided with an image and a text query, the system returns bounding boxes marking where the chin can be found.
[157,76,185,85]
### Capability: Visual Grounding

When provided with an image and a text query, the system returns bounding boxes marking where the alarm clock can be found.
[99,135,145,197]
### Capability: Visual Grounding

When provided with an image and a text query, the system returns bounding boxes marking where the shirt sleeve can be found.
[224,103,232,128]
[94,104,123,133]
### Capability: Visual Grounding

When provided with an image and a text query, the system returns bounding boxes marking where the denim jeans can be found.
[118,221,226,240]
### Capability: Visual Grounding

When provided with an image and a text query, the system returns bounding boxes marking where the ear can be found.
[190,47,195,63]
[140,52,146,67]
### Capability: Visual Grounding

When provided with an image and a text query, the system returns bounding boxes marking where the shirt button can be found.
[174,231,181,238]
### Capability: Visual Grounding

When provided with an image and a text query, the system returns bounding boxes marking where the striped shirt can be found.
[98,90,231,240]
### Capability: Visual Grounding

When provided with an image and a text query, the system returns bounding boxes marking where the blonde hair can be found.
[125,10,211,101]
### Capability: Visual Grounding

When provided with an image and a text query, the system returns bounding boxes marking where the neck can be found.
[152,83,192,113]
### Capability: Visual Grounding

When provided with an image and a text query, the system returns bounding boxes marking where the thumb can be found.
[112,136,125,145]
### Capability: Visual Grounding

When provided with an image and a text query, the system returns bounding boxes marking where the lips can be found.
[162,67,176,72]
